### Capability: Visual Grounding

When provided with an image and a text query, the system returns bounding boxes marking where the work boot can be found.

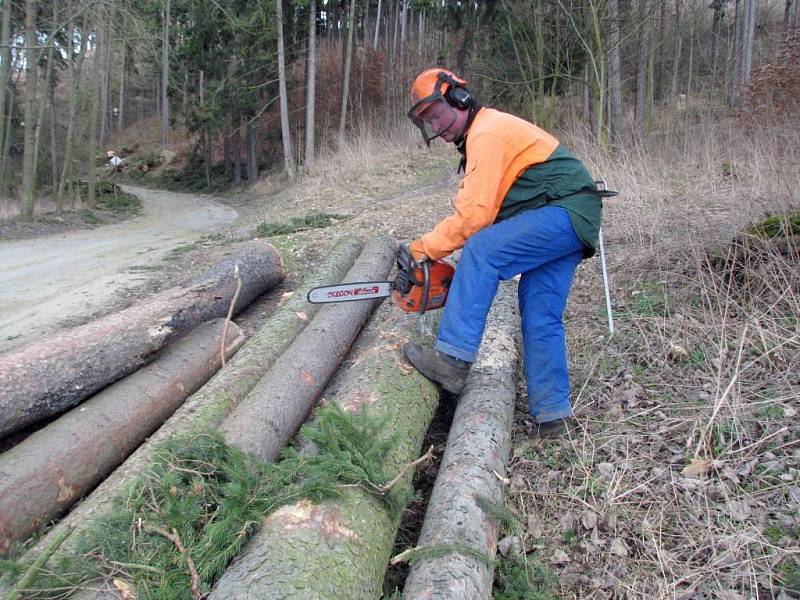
[403,342,471,394]
[530,417,575,439]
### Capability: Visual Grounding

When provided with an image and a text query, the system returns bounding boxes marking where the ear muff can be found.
[436,71,473,109]
[445,86,473,109]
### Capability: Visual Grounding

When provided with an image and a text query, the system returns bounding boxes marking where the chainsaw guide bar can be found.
[307,281,393,304]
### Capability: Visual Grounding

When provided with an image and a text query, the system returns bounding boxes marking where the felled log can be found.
[0,319,245,557]
[403,281,520,600]
[220,235,396,461]
[19,237,362,561]
[209,302,440,599]
[0,240,284,438]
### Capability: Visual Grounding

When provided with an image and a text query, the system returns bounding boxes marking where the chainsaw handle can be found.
[418,261,431,315]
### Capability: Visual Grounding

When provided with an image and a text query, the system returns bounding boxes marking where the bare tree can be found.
[161,0,170,150]
[58,12,89,213]
[305,0,316,166]
[635,0,652,138]
[117,41,126,131]
[276,0,295,179]
[20,0,39,220]
[338,0,357,143]
[373,0,382,49]
[87,8,105,209]
[711,0,725,77]
[0,0,12,193]
[608,0,622,144]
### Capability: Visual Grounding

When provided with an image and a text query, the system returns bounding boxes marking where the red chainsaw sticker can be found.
[326,285,380,299]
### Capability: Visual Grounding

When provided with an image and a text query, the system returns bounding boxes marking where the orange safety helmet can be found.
[408,68,474,145]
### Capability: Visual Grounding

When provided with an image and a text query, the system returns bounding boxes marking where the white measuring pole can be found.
[598,227,614,335]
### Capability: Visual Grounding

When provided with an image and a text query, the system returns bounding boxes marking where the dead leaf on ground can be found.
[609,537,629,557]
[727,500,752,521]
[682,457,713,478]
[527,513,544,538]
[112,579,135,600]
[551,549,571,564]
[582,510,599,530]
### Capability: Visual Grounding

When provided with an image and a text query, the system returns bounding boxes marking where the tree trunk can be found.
[403,283,520,599]
[33,37,55,198]
[729,0,742,106]
[305,0,316,167]
[87,9,104,209]
[635,0,651,138]
[711,0,725,78]
[276,0,295,179]
[741,0,757,90]
[99,17,111,150]
[338,0,357,143]
[161,0,170,149]
[57,13,89,213]
[233,121,242,185]
[0,0,12,191]
[608,0,622,145]
[117,42,125,131]
[221,237,395,462]
[223,121,231,177]
[246,119,257,185]
[49,81,58,193]
[0,241,284,439]
[671,0,684,101]
[373,0,382,49]
[399,0,407,75]
[209,302,439,599]
[0,320,245,557]
[20,0,38,221]
[21,238,362,562]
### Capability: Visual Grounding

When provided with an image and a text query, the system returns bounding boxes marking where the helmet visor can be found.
[407,96,457,145]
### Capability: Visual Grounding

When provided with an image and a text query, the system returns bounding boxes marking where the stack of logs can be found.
[1,235,523,600]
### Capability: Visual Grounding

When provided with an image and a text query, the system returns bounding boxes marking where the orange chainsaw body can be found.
[391,259,455,313]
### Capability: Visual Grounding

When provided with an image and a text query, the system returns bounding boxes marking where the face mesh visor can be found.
[407,96,457,145]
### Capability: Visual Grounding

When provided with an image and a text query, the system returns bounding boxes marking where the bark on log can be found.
[0,319,245,557]
[18,237,363,561]
[209,302,440,599]
[403,281,521,600]
[0,240,285,438]
[220,235,396,461]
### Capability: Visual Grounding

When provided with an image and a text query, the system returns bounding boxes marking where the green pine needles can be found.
[3,404,409,599]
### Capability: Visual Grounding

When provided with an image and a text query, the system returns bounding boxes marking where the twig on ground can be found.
[376,445,435,494]
[220,264,242,367]
[7,524,75,600]
[142,523,202,599]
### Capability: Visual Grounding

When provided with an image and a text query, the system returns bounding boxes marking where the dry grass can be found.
[506,115,800,598]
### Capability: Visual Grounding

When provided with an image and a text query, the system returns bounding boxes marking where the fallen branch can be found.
[142,524,202,600]
[220,265,242,367]
[376,445,434,494]
[6,524,74,600]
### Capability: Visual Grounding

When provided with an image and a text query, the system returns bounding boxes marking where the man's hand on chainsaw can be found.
[406,241,429,266]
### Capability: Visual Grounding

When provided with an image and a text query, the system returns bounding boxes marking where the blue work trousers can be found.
[435,206,584,423]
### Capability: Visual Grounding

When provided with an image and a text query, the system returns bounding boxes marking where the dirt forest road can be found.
[0,185,238,354]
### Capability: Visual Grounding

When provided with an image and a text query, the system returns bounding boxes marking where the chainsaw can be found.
[307,245,455,314]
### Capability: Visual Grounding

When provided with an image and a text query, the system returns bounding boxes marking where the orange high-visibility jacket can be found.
[410,108,559,261]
